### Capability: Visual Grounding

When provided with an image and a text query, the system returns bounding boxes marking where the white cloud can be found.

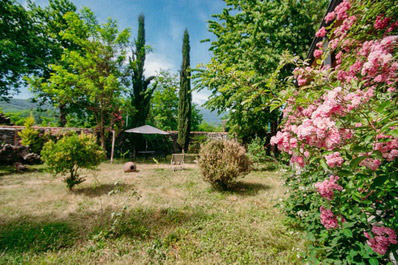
[169,19,185,43]
[144,53,176,76]
[192,90,210,105]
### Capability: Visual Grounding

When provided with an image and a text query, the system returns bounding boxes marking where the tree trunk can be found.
[59,104,67,127]
[99,110,106,151]
[270,117,278,157]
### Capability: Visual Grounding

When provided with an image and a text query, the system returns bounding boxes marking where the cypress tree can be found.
[177,29,192,152]
[130,14,156,127]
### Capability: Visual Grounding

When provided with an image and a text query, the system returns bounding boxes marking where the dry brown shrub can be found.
[198,140,251,189]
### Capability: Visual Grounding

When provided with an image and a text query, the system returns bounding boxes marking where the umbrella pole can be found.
[111,130,116,164]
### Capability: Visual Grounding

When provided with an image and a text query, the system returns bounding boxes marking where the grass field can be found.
[0,162,305,264]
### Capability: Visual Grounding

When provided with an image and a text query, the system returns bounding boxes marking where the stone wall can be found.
[166,131,229,153]
[0,126,93,146]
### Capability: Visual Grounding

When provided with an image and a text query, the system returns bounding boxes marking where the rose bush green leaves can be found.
[272,0,398,263]
[41,133,104,190]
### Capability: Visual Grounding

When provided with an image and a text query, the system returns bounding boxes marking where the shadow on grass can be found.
[0,205,211,256]
[0,165,44,177]
[73,183,135,197]
[222,181,271,196]
[92,206,211,238]
[0,221,76,254]
[251,162,280,172]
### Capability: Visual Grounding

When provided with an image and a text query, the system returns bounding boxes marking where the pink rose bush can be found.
[325,152,344,168]
[315,27,327,38]
[273,0,398,262]
[320,206,342,229]
[315,175,343,201]
[364,226,398,255]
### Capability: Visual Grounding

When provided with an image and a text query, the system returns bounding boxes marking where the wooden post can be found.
[110,130,116,164]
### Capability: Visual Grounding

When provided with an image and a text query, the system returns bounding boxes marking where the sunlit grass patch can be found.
[0,162,304,264]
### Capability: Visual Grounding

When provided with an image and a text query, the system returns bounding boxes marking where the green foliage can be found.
[41,133,104,190]
[198,140,251,189]
[0,222,75,253]
[196,121,223,132]
[196,0,328,143]
[28,8,130,149]
[0,0,49,100]
[247,136,267,164]
[148,70,203,132]
[129,14,156,128]
[148,71,179,130]
[177,29,192,152]
[188,134,208,154]
[6,109,58,126]
[190,104,203,131]
[18,115,44,154]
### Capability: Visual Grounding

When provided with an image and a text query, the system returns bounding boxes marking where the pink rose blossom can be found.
[316,27,327,38]
[359,158,381,171]
[315,175,343,200]
[290,155,305,168]
[320,206,341,229]
[364,226,398,255]
[329,39,340,50]
[316,41,323,49]
[374,15,391,30]
[325,152,344,168]
[335,0,351,21]
[314,49,323,58]
[325,11,336,23]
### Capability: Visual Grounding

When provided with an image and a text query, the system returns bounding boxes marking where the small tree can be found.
[41,133,104,190]
[198,140,251,189]
[247,136,267,164]
[18,115,44,154]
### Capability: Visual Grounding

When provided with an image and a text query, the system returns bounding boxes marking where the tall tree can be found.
[177,29,192,152]
[197,0,329,144]
[0,0,47,100]
[148,70,202,131]
[28,8,130,150]
[129,14,156,127]
[28,0,79,126]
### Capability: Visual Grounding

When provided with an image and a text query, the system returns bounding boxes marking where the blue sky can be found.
[17,0,226,104]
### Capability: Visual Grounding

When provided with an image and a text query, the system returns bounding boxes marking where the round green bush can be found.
[41,133,104,190]
[198,140,251,189]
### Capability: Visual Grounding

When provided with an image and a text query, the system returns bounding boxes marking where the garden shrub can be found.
[271,0,398,263]
[198,140,251,189]
[247,136,267,164]
[188,134,208,153]
[41,133,104,190]
[18,115,44,154]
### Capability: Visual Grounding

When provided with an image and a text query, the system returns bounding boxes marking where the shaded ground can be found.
[0,162,305,264]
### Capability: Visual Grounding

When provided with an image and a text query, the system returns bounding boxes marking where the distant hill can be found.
[0,98,226,125]
[196,106,226,125]
[0,98,40,112]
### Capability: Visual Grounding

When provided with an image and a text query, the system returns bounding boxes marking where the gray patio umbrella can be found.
[125,125,169,135]
[124,125,170,155]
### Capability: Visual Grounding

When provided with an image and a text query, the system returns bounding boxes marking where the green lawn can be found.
[0,162,305,264]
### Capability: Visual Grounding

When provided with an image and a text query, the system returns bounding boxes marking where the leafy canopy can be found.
[196,0,328,142]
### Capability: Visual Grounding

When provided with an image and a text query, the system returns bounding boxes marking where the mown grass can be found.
[0,162,304,264]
